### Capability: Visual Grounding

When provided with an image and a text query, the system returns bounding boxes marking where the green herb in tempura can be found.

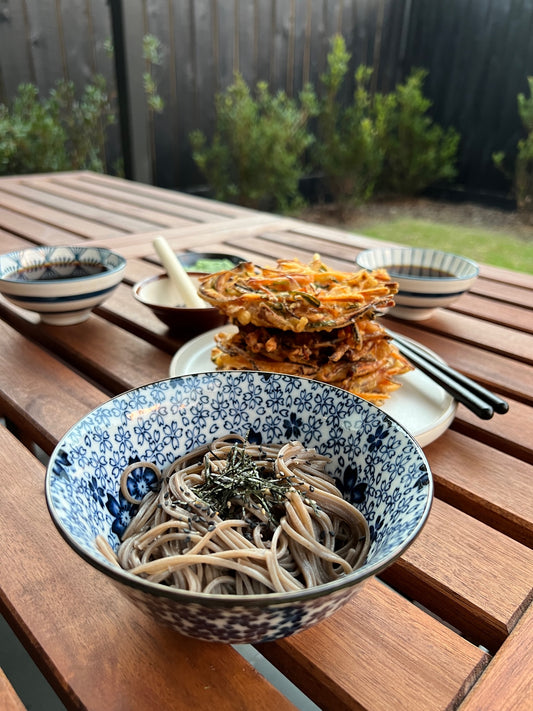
[196,441,293,529]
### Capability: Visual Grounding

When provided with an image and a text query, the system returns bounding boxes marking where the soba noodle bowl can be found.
[96,434,370,595]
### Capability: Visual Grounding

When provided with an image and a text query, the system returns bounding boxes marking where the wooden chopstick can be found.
[389,330,509,420]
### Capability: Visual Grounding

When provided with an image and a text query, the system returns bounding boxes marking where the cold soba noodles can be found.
[96,435,371,595]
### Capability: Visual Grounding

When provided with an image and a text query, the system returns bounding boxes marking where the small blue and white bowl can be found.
[356,247,479,320]
[46,371,432,644]
[0,245,126,325]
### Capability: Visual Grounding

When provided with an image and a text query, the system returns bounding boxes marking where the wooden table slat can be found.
[386,320,533,405]
[1,171,532,711]
[0,668,25,711]
[259,577,489,711]
[458,601,533,711]
[450,293,533,334]
[0,180,162,234]
[381,498,533,652]
[74,170,259,218]
[20,176,197,229]
[0,190,126,239]
[0,426,297,711]
[0,205,85,245]
[425,430,533,548]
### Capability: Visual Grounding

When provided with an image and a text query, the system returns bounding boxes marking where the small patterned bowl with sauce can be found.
[356,247,479,320]
[46,370,432,644]
[0,245,126,325]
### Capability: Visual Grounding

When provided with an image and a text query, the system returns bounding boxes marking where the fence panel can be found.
[4,0,531,199]
[0,0,120,169]
[404,0,533,197]
[141,0,407,188]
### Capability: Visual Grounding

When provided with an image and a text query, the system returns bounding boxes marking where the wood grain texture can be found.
[0,188,125,239]
[450,293,533,335]
[0,320,109,452]
[425,430,533,548]
[0,304,171,396]
[259,577,489,711]
[381,498,533,652]
[458,601,533,711]
[0,426,297,711]
[0,668,25,711]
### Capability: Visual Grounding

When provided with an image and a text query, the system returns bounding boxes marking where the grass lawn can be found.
[358,218,533,275]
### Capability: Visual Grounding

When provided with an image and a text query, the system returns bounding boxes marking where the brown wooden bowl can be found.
[133,273,227,336]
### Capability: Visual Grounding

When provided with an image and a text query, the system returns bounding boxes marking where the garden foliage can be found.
[0,35,163,177]
[493,76,533,218]
[190,73,317,212]
[314,36,384,206]
[191,35,460,211]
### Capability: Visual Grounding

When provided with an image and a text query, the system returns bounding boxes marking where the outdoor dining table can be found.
[0,171,531,711]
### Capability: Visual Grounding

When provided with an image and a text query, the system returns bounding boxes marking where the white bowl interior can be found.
[136,274,208,309]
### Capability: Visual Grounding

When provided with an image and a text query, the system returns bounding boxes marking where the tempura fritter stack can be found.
[198,255,412,405]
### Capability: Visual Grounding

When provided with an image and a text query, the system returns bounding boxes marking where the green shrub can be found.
[314,36,384,206]
[0,35,165,178]
[375,69,460,195]
[0,77,115,176]
[190,73,317,212]
[493,76,533,218]
[310,37,459,205]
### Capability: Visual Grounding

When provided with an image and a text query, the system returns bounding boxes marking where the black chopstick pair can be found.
[389,330,509,420]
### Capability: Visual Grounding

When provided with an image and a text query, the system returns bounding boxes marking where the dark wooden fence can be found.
[1,0,533,201]
[404,0,533,200]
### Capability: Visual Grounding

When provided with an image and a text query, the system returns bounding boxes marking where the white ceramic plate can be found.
[169,326,457,447]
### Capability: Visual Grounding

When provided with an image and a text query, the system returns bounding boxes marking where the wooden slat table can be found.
[0,171,531,711]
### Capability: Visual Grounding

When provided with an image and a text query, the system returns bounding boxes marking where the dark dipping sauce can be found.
[5,262,108,282]
[387,265,456,278]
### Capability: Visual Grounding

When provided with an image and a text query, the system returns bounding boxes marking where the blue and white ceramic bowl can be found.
[356,247,479,320]
[0,245,126,325]
[46,371,432,644]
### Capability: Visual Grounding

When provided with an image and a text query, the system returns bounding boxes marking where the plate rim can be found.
[169,326,457,447]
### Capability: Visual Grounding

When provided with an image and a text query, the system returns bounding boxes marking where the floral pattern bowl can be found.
[0,245,126,325]
[46,371,433,644]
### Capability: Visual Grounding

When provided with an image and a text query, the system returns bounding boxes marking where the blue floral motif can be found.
[367,423,390,452]
[293,387,314,412]
[88,475,106,507]
[369,512,386,542]
[123,460,160,502]
[265,383,286,412]
[247,428,263,445]
[105,492,137,538]
[133,418,153,446]
[262,414,284,441]
[283,411,302,439]
[208,390,231,422]
[51,448,72,480]
[114,425,133,455]
[337,464,368,504]
[325,425,346,455]
[162,420,184,450]
[313,389,336,416]
[93,427,113,455]
[300,414,324,443]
